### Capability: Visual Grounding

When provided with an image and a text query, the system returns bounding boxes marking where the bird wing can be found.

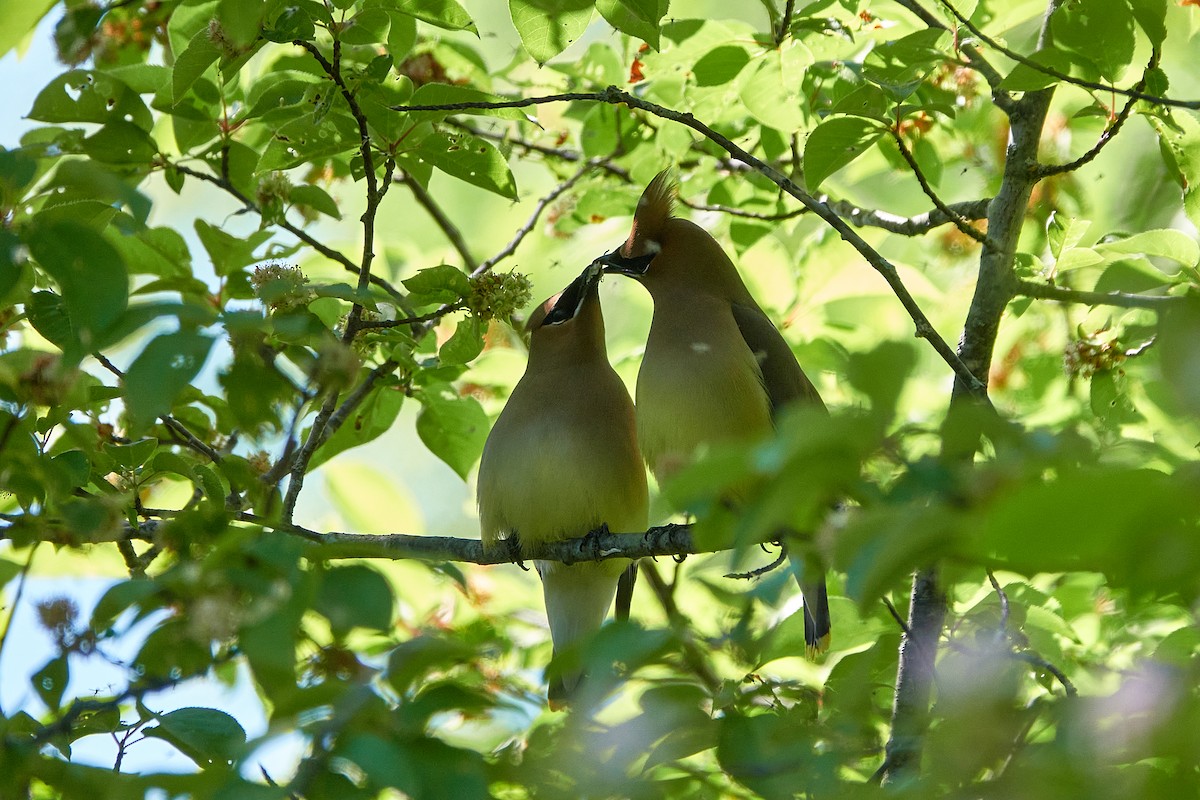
[729,301,826,418]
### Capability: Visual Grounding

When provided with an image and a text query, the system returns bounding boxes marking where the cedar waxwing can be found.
[478,262,649,705]
[596,171,832,656]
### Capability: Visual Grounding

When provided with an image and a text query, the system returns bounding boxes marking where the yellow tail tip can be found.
[805,633,832,660]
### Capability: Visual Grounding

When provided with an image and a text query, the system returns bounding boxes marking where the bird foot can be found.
[504,534,528,571]
[582,522,611,559]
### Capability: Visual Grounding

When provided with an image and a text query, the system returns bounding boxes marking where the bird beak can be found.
[594,248,656,278]
[540,262,601,327]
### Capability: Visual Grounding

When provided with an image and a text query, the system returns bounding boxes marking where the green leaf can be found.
[27,221,129,355]
[1159,298,1200,416]
[289,184,341,219]
[508,0,593,65]
[316,564,395,636]
[123,330,216,431]
[416,383,488,479]
[595,0,667,48]
[1051,0,1136,82]
[1129,0,1166,46]
[439,317,483,365]
[416,131,518,200]
[26,291,75,348]
[1000,47,1075,92]
[1095,229,1200,266]
[862,28,949,101]
[395,0,477,33]
[173,27,222,104]
[387,634,475,694]
[340,733,420,792]
[803,116,887,191]
[845,341,916,421]
[262,4,315,42]
[740,42,812,132]
[216,0,266,46]
[310,385,404,470]
[341,7,390,45]
[0,0,57,59]
[144,707,247,766]
[33,655,69,711]
[29,69,152,128]
[693,44,751,87]
[81,120,157,165]
[1150,111,1200,230]
[104,63,173,94]
[91,579,161,631]
[105,438,159,471]
[194,220,273,277]
[402,264,471,305]
[257,108,361,172]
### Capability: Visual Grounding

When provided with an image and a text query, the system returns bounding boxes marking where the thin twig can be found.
[680,199,805,221]
[0,545,38,662]
[1014,279,1186,310]
[987,569,1010,633]
[2,512,706,565]
[892,0,1010,101]
[881,596,912,637]
[172,163,406,305]
[447,120,632,180]
[475,157,606,277]
[890,130,994,247]
[279,361,396,522]
[641,561,722,692]
[724,544,789,580]
[1035,50,1159,178]
[356,306,466,330]
[93,353,224,464]
[938,0,1200,110]
[1012,651,1077,696]
[775,0,796,46]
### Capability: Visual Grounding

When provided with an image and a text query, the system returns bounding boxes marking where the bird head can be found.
[524,261,607,362]
[596,169,752,302]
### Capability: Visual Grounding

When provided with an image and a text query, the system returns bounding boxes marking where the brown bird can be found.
[477,262,648,704]
[596,170,831,656]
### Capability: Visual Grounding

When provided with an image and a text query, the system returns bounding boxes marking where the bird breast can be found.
[636,305,773,482]
[477,363,648,562]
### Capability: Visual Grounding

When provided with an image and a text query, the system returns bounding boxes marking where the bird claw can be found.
[583,522,611,559]
[504,534,528,571]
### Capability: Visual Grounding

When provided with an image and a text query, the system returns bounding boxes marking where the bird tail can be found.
[801,576,831,659]
[538,562,622,707]
[787,550,831,658]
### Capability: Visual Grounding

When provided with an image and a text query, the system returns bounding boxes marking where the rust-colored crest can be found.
[622,169,677,257]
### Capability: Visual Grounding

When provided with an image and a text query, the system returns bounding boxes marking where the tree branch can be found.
[392,89,987,395]
[775,0,796,46]
[1,514,702,565]
[279,361,396,522]
[893,0,1011,103]
[474,156,606,277]
[1034,50,1159,178]
[448,120,632,180]
[890,130,995,248]
[93,353,224,464]
[685,196,993,234]
[171,162,406,306]
[938,0,1200,110]
[1014,279,1187,310]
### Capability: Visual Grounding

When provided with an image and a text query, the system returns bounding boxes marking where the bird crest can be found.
[622,168,677,257]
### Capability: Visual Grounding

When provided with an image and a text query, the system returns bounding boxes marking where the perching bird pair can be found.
[477,171,831,705]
